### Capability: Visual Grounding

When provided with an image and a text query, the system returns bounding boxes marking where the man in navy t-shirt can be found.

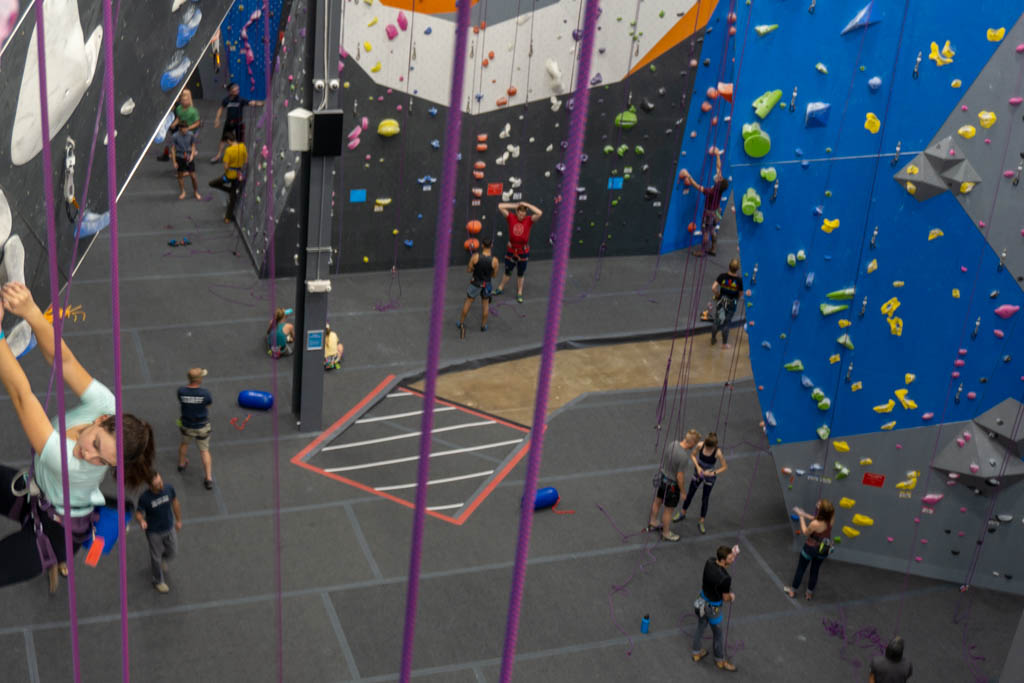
[136,472,182,593]
[210,82,262,162]
[178,367,215,489]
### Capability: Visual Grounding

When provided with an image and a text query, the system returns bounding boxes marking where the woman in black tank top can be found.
[785,498,836,600]
[458,239,499,337]
[675,432,728,534]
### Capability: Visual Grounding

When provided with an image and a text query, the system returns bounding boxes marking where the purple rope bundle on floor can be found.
[498,1,601,680]
[398,0,473,680]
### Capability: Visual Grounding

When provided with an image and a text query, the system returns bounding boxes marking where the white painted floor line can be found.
[376,470,494,492]
[355,407,456,424]
[386,392,418,398]
[322,420,497,450]
[427,503,465,511]
[324,439,524,473]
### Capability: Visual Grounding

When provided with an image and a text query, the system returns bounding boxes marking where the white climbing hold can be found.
[120,98,136,116]
[549,96,562,112]
[545,58,564,92]
[499,123,511,139]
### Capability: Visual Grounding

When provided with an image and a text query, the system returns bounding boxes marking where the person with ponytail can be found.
[0,282,155,588]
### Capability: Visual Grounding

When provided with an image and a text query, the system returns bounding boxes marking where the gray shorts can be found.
[179,423,211,451]
[467,282,493,300]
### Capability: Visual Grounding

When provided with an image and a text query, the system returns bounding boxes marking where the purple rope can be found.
[32,3,82,680]
[398,1,472,679]
[497,1,600,680]
[260,1,283,680]
[99,0,132,677]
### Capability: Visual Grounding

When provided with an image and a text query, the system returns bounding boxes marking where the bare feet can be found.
[178,192,186,200]
[194,192,202,200]
[783,587,796,598]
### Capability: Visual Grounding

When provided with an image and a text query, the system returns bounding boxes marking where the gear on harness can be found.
[62,138,79,223]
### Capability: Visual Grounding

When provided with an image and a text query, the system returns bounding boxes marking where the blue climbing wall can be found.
[731,2,1024,445]
[220,0,284,100]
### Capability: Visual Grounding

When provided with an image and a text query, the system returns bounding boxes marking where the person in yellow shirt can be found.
[323,323,343,370]
[207,131,248,223]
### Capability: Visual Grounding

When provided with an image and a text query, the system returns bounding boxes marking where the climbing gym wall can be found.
[0,0,233,355]
[731,2,1024,593]
[219,0,285,100]
[235,0,726,277]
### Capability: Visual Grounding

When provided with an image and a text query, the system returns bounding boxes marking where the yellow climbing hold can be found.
[880,297,901,316]
[377,118,400,136]
[375,197,392,206]
[864,112,881,134]
[821,218,840,234]
[952,288,960,298]
[852,514,874,527]
[880,420,897,430]
[874,399,895,413]
[887,316,903,336]
[392,228,399,235]
[896,477,917,490]
[851,381,863,392]
[928,228,943,240]
[978,111,997,128]
[951,79,962,88]
[367,17,378,27]
[363,256,370,263]
[959,182,975,194]
[957,125,976,139]
[842,525,861,538]
[815,62,829,74]
[867,259,878,273]
[905,164,919,175]
[859,458,873,466]
[838,319,851,328]
[829,353,841,364]
[833,440,851,453]
[987,27,1005,42]
[905,181,917,196]
[371,61,383,73]
[929,40,954,66]
[905,373,915,384]
[894,388,918,410]
[839,497,856,509]
[892,280,904,288]
[364,41,373,52]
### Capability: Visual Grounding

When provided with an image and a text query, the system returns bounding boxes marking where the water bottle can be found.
[641,614,650,634]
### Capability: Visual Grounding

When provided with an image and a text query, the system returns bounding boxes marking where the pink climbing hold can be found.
[969,463,980,473]
[895,444,903,450]
[922,493,944,505]
[921,539,928,544]
[985,138,992,144]
[1017,44,1024,53]
[994,304,1020,319]
[967,391,977,400]
[385,24,399,40]
[963,431,971,441]
[397,11,409,31]
[361,116,369,130]
[1011,97,1023,106]
[914,556,922,563]
[348,125,362,140]
[1006,170,1017,178]
[913,517,920,524]
[979,221,986,228]
[347,137,361,150]
[922,412,934,420]
[960,507,967,513]
[954,359,965,367]
[887,537,894,543]
[957,437,965,447]
[961,105,968,112]
[341,48,349,59]
[958,348,967,356]
[958,531,965,537]
[952,371,960,378]
[261,145,269,159]
[960,266,968,272]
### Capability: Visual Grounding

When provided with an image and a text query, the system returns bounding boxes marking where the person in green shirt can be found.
[157,89,201,161]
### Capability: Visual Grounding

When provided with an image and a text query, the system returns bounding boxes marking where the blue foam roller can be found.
[238,390,274,410]
[534,486,559,510]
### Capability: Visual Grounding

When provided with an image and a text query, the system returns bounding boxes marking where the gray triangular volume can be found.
[930,428,1024,480]
[973,398,1024,454]
[893,153,947,201]
[940,159,983,188]
[923,136,962,172]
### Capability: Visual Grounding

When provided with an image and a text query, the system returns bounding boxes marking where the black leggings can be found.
[0,465,80,587]
[682,473,717,518]
[792,548,826,592]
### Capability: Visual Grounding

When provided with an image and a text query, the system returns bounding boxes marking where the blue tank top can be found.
[268,322,288,349]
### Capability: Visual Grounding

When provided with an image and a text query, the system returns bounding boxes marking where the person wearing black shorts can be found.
[211,83,262,163]
[171,125,201,200]
[457,238,499,338]
[648,428,700,541]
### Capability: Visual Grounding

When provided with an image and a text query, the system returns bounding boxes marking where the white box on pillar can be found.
[287,108,313,152]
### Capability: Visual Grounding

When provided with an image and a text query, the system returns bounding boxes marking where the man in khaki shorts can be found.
[178,368,214,489]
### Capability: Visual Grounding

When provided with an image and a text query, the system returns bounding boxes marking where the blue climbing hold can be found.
[428,106,438,116]
[160,50,192,92]
[176,6,202,48]
[424,26,432,35]
[403,239,414,248]
[534,486,559,510]
[238,390,274,411]
[430,139,440,149]
[804,102,831,128]
[76,211,110,238]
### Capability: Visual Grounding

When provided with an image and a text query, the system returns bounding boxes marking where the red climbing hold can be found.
[464,238,480,252]
[466,220,483,235]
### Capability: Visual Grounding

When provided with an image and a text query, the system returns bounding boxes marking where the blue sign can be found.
[306,330,324,351]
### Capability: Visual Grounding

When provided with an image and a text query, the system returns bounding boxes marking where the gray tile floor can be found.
[0,101,1019,682]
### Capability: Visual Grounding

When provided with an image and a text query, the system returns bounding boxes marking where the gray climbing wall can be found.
[0,0,234,355]
[234,0,719,277]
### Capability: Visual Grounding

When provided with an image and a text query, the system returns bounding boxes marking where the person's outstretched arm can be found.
[1,282,94,398]
[714,149,723,179]
[497,202,515,217]
[521,202,543,219]
[0,290,53,452]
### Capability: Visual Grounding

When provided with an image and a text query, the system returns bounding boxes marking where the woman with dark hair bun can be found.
[784,498,836,600]
[0,282,155,589]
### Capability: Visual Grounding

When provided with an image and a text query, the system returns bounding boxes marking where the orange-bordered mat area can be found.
[292,375,531,525]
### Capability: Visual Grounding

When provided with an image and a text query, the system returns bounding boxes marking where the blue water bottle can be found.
[641,614,650,634]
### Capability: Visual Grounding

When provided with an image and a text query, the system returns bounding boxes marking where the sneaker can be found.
[516,294,524,304]
[698,521,707,534]
[692,649,709,663]
[480,324,488,332]
[494,288,504,296]
[154,582,170,593]
[204,479,214,490]
[672,509,686,523]
[716,661,737,672]
[644,523,662,533]
[661,531,680,542]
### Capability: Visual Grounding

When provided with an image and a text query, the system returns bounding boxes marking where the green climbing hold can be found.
[811,388,825,402]
[649,64,656,72]
[826,287,856,301]
[816,425,831,440]
[836,333,854,350]
[634,145,645,156]
[817,397,832,411]
[753,211,764,224]
[786,253,797,267]
[784,359,805,372]
[754,24,779,37]
[614,105,638,129]
[753,89,783,119]
[759,166,777,182]
[741,122,772,158]
[834,462,850,479]
[616,144,629,157]
[603,145,614,155]
[820,302,849,316]
[796,250,807,261]
[741,187,762,216]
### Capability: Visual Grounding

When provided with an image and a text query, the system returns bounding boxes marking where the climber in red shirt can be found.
[495,201,543,304]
